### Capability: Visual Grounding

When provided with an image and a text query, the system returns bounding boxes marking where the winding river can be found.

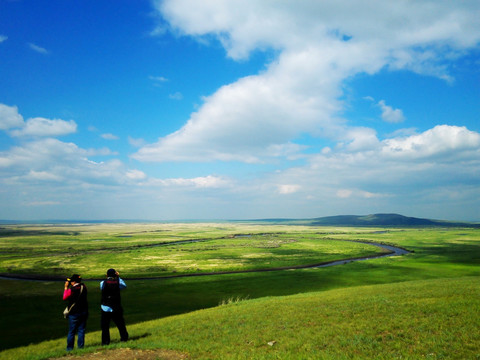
[0,240,410,282]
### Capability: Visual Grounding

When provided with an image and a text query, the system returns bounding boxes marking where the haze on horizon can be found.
[0,1,479,222]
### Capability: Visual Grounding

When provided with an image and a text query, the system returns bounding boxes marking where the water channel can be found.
[0,240,410,281]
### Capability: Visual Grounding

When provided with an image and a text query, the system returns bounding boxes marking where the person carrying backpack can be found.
[100,268,129,345]
[63,274,88,351]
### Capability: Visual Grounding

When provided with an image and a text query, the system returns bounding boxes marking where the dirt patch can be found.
[49,347,189,360]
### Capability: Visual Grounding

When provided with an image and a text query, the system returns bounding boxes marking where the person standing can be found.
[100,268,129,345]
[63,274,88,351]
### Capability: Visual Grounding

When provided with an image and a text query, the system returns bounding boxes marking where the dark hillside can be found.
[248,214,479,227]
[311,213,479,227]
[312,213,436,226]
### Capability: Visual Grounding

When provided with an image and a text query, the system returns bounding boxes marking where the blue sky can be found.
[0,0,479,221]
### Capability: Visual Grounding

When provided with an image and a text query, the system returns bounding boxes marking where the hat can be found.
[107,268,116,277]
[70,274,81,282]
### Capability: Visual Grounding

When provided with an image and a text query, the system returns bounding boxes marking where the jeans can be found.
[101,309,128,345]
[66,311,88,351]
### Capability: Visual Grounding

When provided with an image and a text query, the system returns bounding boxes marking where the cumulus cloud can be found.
[381,125,480,160]
[306,125,480,190]
[378,100,405,123]
[0,104,77,138]
[245,123,479,219]
[0,136,135,196]
[0,104,24,130]
[10,117,77,137]
[139,0,480,163]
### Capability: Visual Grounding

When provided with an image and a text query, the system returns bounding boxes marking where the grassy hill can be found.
[249,213,480,227]
[1,276,478,360]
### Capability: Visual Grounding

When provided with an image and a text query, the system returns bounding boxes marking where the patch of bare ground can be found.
[48,347,189,360]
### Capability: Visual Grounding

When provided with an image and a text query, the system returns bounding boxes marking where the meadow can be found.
[0,223,479,359]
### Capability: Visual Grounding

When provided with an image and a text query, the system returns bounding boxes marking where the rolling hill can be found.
[250,213,479,227]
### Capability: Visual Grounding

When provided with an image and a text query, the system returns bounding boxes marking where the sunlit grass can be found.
[0,224,388,278]
[1,277,478,360]
[1,224,479,358]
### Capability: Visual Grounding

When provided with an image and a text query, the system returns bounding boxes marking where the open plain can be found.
[0,222,479,359]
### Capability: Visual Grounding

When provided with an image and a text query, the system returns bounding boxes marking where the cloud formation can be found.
[0,103,234,218]
[139,0,480,163]
[378,100,405,123]
[10,118,77,138]
[1,103,77,138]
[0,104,24,130]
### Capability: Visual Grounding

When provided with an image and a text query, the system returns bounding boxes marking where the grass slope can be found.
[1,276,478,360]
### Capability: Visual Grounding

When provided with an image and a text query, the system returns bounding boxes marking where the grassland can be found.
[0,223,387,278]
[0,223,479,359]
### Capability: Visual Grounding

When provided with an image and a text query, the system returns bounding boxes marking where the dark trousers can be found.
[67,311,88,351]
[101,309,128,345]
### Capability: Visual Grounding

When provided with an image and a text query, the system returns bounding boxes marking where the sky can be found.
[0,0,479,222]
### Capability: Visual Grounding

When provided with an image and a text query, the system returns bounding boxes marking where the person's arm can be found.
[63,281,72,300]
[118,277,127,289]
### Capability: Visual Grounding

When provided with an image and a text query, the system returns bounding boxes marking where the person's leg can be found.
[66,314,79,351]
[112,310,129,342]
[77,312,88,349]
[101,311,111,345]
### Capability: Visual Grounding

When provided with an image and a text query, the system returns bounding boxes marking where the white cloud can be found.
[342,127,380,152]
[381,125,480,160]
[0,138,123,184]
[378,100,405,123]
[25,170,63,182]
[277,184,301,194]
[336,189,380,199]
[101,133,119,140]
[9,117,77,137]
[0,103,24,130]
[1,104,77,138]
[28,42,49,54]
[258,124,480,208]
[126,169,147,180]
[140,1,480,163]
[146,175,231,189]
[0,35,7,43]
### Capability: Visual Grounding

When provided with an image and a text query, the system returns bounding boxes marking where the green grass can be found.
[1,277,479,359]
[0,224,479,359]
[0,224,387,278]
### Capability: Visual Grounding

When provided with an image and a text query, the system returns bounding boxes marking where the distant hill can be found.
[248,213,479,227]
[312,213,440,226]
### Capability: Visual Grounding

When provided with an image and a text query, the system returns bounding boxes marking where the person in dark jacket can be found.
[100,268,129,345]
[63,274,88,351]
